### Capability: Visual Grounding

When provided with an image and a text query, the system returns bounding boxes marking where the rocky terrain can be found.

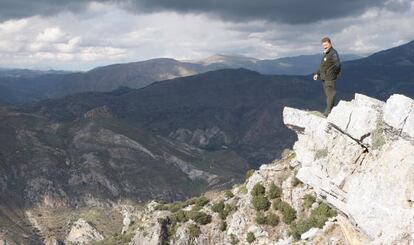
[0,68,326,243]
[12,92,409,244]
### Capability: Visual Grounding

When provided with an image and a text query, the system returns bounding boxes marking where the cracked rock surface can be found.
[284,93,414,244]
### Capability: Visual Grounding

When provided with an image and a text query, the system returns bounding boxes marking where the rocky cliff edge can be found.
[60,93,414,245]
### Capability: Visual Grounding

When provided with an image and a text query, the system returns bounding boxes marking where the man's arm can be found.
[332,51,341,74]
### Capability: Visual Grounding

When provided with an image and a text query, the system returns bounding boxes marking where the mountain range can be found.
[0,40,414,243]
[0,53,362,104]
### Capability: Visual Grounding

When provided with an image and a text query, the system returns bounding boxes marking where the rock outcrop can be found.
[284,93,414,244]
[120,93,413,244]
[65,218,104,244]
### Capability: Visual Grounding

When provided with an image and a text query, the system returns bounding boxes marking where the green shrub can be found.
[195,196,210,208]
[211,200,225,213]
[212,201,236,220]
[266,212,280,227]
[310,202,337,222]
[256,211,280,227]
[289,202,337,240]
[251,183,266,196]
[171,210,189,223]
[220,203,236,220]
[219,220,227,231]
[255,212,267,225]
[273,198,296,224]
[225,190,235,199]
[154,204,170,210]
[184,197,198,206]
[191,205,203,212]
[188,224,201,238]
[246,232,256,243]
[289,216,319,240]
[169,201,185,213]
[252,195,270,211]
[230,234,239,245]
[245,169,255,181]
[303,194,316,209]
[268,182,282,199]
[188,211,212,225]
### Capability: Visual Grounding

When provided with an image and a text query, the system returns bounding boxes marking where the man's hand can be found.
[313,74,318,81]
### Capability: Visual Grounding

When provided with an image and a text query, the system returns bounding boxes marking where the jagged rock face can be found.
[127,157,345,245]
[283,93,414,244]
[65,218,104,244]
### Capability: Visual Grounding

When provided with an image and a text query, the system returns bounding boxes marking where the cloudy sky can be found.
[0,0,413,71]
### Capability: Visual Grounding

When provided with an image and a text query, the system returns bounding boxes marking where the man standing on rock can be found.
[313,37,341,117]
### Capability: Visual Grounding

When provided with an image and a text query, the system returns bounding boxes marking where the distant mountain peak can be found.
[196,54,259,65]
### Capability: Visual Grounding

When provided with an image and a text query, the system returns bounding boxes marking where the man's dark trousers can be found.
[322,79,336,116]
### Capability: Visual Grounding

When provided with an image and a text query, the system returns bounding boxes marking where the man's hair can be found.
[321,37,331,43]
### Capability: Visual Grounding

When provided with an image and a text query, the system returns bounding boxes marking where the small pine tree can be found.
[251,183,266,196]
[268,182,282,199]
[246,232,256,243]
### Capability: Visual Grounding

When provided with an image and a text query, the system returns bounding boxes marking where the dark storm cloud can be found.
[0,0,411,24]
[127,0,411,24]
[0,0,110,21]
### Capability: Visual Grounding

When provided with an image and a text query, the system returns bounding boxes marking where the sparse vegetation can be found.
[266,212,280,227]
[251,183,266,196]
[155,203,170,211]
[187,211,212,225]
[289,202,337,240]
[169,201,186,213]
[255,211,279,227]
[171,210,189,223]
[372,126,386,150]
[239,185,248,194]
[268,182,282,199]
[195,196,210,208]
[255,211,267,225]
[211,200,225,213]
[281,148,296,160]
[225,190,235,199]
[158,196,210,213]
[273,198,297,224]
[219,220,227,231]
[246,232,256,243]
[303,194,316,209]
[245,169,255,181]
[230,234,239,244]
[252,195,270,211]
[314,147,329,160]
[188,223,201,239]
[211,200,236,220]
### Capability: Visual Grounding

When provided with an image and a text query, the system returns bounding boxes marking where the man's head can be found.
[321,37,332,51]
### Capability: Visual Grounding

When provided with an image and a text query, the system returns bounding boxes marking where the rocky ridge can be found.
[91,93,414,244]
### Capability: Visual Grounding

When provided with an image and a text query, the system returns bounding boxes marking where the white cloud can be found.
[0,1,413,70]
[36,27,65,42]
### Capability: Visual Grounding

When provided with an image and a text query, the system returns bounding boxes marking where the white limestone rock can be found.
[301,227,321,240]
[327,93,384,146]
[65,218,104,244]
[283,93,414,244]
[384,94,414,130]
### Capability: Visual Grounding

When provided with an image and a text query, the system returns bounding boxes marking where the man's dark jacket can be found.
[316,47,341,81]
